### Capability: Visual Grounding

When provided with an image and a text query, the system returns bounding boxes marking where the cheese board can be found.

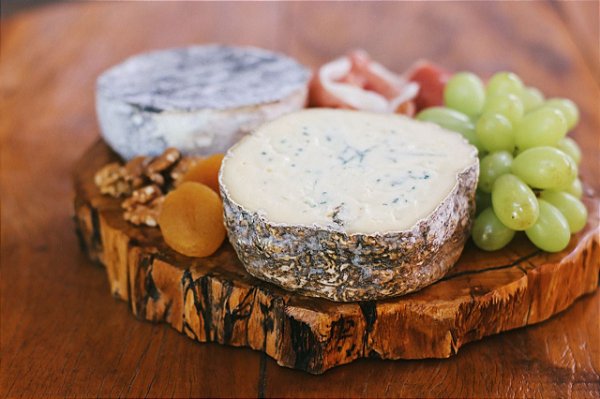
[74,140,599,374]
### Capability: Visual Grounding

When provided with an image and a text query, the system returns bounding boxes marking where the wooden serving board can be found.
[73,140,600,374]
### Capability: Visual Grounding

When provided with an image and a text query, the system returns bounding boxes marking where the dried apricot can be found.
[158,182,226,257]
[182,153,225,194]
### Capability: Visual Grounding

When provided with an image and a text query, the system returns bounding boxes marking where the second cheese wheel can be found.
[97,45,311,159]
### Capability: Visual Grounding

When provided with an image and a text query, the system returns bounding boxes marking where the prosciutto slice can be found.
[309,50,419,115]
[404,60,451,112]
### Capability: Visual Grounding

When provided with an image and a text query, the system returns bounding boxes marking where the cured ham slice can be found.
[404,60,451,112]
[309,50,418,115]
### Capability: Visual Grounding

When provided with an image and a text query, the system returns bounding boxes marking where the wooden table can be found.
[1,2,598,397]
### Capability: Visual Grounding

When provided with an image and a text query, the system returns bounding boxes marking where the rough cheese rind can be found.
[220,109,479,302]
[96,45,310,159]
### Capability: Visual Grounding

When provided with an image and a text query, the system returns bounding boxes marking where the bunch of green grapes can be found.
[416,71,587,253]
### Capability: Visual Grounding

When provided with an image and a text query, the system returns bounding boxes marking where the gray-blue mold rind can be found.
[96,45,310,159]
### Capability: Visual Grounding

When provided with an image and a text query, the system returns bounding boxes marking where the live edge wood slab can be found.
[73,140,600,375]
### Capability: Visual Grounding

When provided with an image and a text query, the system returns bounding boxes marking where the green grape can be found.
[544,98,579,130]
[444,72,486,116]
[463,128,484,152]
[562,177,583,199]
[416,107,482,150]
[556,136,582,165]
[476,112,514,152]
[486,72,524,98]
[478,151,513,193]
[514,107,567,150]
[540,190,588,233]
[520,86,545,112]
[492,174,539,230]
[476,190,492,214]
[525,199,571,252]
[483,93,524,125]
[472,207,516,251]
[512,147,526,157]
[511,146,577,189]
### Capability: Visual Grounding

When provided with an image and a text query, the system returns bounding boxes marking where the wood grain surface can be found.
[73,140,600,375]
[1,1,599,397]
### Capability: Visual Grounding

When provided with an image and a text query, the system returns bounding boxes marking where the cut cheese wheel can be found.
[96,45,311,159]
[220,109,479,301]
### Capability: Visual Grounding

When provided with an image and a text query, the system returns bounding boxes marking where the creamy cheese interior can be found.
[221,109,478,234]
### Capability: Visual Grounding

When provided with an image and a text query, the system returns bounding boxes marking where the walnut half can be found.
[94,163,132,197]
[122,185,164,227]
[94,147,199,227]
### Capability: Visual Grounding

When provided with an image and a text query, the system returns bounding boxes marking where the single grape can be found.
[462,128,484,152]
[483,93,524,125]
[476,112,515,152]
[544,98,579,130]
[520,86,545,112]
[525,199,571,252]
[479,151,513,193]
[514,107,568,150]
[556,136,582,165]
[562,177,583,199]
[511,146,577,189]
[472,207,516,251]
[416,107,482,150]
[492,174,539,230]
[416,107,473,133]
[540,191,588,233]
[444,72,486,116]
[476,190,492,214]
[486,72,524,98]
[512,147,526,157]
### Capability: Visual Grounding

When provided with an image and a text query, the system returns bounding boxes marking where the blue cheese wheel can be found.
[96,45,310,159]
[220,109,479,302]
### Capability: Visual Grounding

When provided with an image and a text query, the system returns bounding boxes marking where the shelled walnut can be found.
[94,163,133,197]
[94,148,199,227]
[170,157,198,187]
[144,148,181,186]
[122,185,164,227]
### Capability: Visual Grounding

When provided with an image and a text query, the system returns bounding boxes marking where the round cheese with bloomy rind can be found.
[220,109,479,302]
[96,45,310,159]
